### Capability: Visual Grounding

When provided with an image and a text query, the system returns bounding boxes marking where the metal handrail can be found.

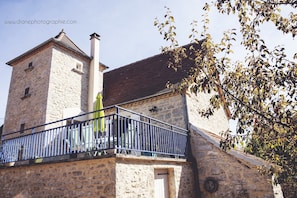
[116,106,187,132]
[2,105,187,139]
[2,105,116,139]
[0,106,188,164]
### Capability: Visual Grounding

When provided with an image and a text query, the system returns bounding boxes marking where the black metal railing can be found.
[0,106,188,164]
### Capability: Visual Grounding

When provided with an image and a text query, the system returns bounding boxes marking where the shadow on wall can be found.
[189,126,275,198]
[177,164,196,198]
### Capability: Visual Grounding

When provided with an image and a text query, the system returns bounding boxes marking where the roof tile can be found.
[103,43,199,106]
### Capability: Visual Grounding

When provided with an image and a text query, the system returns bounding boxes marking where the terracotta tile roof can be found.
[103,44,197,106]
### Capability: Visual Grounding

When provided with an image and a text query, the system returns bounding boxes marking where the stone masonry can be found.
[121,90,230,136]
[0,157,116,198]
[46,46,89,125]
[190,127,274,198]
[121,92,188,129]
[3,43,90,136]
[3,45,53,135]
[0,155,194,198]
[186,91,229,136]
[116,156,195,198]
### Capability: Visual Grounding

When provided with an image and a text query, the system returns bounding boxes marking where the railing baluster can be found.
[8,141,11,162]
[54,128,57,156]
[41,131,44,157]
[48,129,52,157]
[13,139,17,161]
[24,135,28,160]
[117,113,120,151]
[46,130,49,157]
[50,129,54,156]
[36,132,40,158]
[24,133,28,160]
[48,129,51,157]
[111,114,115,149]
[58,127,62,156]
[51,129,55,157]
[33,132,37,158]
[68,125,71,154]
[62,126,66,155]
[43,131,47,158]
[29,134,33,159]
[33,129,37,159]
[52,129,55,156]
[82,122,85,152]
[55,128,58,155]
[19,137,23,161]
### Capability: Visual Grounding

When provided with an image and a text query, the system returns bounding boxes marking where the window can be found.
[21,87,31,99]
[24,87,30,96]
[24,62,34,72]
[76,63,82,71]
[20,123,25,134]
[72,61,84,74]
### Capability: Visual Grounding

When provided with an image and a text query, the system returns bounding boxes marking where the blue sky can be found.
[0,0,295,126]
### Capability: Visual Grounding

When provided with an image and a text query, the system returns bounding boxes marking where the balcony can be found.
[0,106,188,165]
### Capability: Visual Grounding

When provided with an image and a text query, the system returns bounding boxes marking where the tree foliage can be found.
[154,0,297,194]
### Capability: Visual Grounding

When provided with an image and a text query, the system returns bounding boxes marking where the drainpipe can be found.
[88,33,101,118]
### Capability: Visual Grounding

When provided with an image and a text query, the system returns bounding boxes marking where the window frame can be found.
[24,62,34,72]
[21,87,31,100]
[72,61,84,74]
[20,123,25,134]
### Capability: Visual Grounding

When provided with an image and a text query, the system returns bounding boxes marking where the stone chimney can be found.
[88,33,101,115]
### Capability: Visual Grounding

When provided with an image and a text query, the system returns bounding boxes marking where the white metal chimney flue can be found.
[88,33,101,116]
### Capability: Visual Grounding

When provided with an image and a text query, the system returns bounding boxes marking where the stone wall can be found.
[0,157,116,198]
[115,156,195,198]
[121,90,230,136]
[186,91,229,136]
[0,155,194,198]
[120,93,188,129]
[3,44,90,136]
[3,46,52,136]
[190,127,274,198]
[46,47,89,124]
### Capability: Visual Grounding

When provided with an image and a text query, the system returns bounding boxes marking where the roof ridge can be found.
[105,42,202,74]
[105,51,166,74]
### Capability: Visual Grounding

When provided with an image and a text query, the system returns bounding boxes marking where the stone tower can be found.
[3,30,103,138]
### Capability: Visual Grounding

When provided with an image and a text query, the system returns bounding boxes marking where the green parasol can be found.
[93,93,105,133]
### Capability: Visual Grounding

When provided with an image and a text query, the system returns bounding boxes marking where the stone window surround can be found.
[21,87,31,100]
[72,61,84,75]
[24,62,34,72]
[20,123,25,134]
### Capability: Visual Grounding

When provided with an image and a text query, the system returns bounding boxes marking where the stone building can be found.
[0,30,279,197]
[3,31,107,137]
